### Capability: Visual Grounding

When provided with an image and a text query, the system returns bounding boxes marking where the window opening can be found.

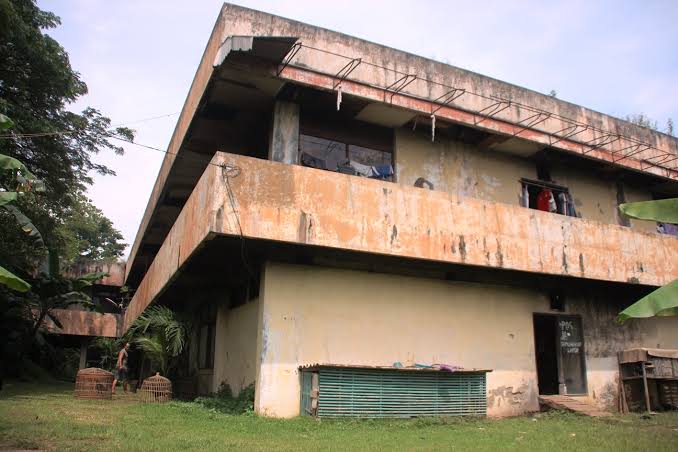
[299,134,393,181]
[197,303,216,369]
[520,178,578,217]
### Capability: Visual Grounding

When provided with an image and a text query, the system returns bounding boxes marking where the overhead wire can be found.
[0,111,180,140]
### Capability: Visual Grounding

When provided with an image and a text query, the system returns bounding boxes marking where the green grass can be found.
[1,381,678,451]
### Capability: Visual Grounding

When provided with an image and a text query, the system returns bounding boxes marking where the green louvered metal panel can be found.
[314,367,487,418]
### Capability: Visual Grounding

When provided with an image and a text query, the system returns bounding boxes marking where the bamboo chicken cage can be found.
[140,373,172,402]
[74,368,114,400]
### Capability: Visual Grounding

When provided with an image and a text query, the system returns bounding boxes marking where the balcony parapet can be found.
[124,152,678,330]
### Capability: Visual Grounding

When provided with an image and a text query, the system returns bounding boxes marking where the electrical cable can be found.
[0,111,180,140]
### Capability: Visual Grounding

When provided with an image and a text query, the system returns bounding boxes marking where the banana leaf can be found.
[619,198,678,224]
[618,279,678,323]
[0,153,38,181]
[0,113,13,130]
[3,204,44,247]
[0,265,31,292]
[0,192,18,207]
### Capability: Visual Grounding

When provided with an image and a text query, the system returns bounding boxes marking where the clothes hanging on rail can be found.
[349,160,377,177]
[537,188,557,213]
[566,192,577,217]
[520,184,530,208]
[557,192,568,215]
[658,222,678,236]
[300,152,327,170]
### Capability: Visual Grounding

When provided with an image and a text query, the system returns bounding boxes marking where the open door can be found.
[533,314,587,395]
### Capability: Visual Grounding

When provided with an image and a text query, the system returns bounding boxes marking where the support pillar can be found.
[268,101,300,164]
[79,337,89,369]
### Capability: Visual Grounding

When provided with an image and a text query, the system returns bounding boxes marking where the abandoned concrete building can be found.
[74,4,678,417]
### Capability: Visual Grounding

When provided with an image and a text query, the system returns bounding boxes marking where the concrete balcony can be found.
[124,152,678,329]
[43,309,121,337]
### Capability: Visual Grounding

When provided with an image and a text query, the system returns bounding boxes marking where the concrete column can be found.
[79,337,89,369]
[268,101,300,164]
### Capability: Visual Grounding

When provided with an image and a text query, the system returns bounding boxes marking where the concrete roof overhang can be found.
[125,36,296,286]
[127,5,678,288]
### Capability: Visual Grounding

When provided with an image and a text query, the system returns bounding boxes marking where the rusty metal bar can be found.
[333,58,361,90]
[431,88,466,115]
[293,43,669,174]
[512,112,553,138]
[474,100,511,126]
[549,124,589,146]
[384,74,417,103]
[277,42,302,76]
[582,133,621,155]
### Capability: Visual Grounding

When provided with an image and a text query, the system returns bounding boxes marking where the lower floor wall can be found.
[212,299,259,395]
[254,261,550,417]
[201,261,678,417]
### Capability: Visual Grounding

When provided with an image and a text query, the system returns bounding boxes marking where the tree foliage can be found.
[126,306,188,375]
[0,0,131,274]
[56,193,126,264]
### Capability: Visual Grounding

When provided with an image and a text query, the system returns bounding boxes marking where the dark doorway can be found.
[533,314,588,395]
[534,314,559,395]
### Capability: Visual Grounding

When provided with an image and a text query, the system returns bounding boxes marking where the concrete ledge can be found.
[44,309,121,337]
[123,152,678,330]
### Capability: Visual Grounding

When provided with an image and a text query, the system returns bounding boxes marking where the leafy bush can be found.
[193,383,255,415]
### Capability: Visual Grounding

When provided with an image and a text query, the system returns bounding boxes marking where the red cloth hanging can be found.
[537,189,553,212]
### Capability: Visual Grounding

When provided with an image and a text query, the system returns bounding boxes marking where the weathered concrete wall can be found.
[213,153,677,287]
[43,309,120,338]
[623,183,657,233]
[127,3,678,281]
[397,128,659,233]
[123,152,678,331]
[253,261,678,417]
[255,261,547,417]
[568,297,678,410]
[549,164,648,229]
[218,2,678,181]
[214,299,259,394]
[126,7,229,281]
[395,128,535,205]
[63,260,126,287]
[268,101,299,164]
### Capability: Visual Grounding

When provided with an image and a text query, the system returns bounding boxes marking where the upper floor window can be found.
[299,134,394,181]
[520,178,578,218]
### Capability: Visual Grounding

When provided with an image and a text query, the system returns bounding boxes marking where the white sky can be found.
[39,0,678,257]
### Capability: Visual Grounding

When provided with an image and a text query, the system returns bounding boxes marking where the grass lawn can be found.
[1,381,678,451]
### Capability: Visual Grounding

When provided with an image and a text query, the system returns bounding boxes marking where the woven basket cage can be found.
[74,368,114,400]
[140,373,172,403]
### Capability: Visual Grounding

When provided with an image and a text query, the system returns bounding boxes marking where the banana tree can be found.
[617,198,678,322]
[0,113,45,292]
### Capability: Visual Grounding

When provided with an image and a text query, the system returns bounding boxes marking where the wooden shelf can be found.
[621,375,678,381]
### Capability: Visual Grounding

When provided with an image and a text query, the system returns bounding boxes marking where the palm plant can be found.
[90,337,123,371]
[126,305,187,376]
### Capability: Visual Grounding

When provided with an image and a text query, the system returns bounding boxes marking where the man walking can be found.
[111,342,130,394]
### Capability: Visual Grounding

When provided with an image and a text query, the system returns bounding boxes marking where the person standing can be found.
[111,342,130,394]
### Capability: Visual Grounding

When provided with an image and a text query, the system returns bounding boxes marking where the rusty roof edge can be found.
[125,5,231,284]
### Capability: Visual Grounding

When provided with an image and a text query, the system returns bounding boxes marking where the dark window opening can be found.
[520,178,578,217]
[198,304,216,370]
[299,134,394,181]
